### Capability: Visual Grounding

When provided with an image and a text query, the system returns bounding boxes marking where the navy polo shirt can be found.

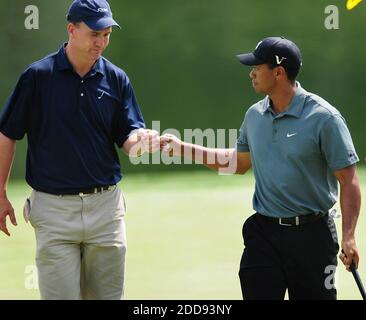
[0,44,145,194]
[236,83,359,218]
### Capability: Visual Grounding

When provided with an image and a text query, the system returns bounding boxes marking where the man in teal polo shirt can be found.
[160,36,361,300]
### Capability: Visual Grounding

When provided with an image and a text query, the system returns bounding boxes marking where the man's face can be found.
[69,22,112,62]
[249,64,277,94]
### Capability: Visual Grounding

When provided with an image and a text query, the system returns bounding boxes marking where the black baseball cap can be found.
[237,36,302,72]
[67,0,120,31]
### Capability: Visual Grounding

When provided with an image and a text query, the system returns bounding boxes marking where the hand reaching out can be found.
[137,128,160,153]
[160,133,183,157]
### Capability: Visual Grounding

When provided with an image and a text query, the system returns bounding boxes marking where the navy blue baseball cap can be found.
[237,36,302,72]
[67,0,120,30]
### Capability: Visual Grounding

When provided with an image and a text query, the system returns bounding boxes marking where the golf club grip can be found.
[350,262,366,300]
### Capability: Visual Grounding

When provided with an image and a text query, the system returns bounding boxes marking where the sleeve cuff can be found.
[0,127,24,141]
[330,157,360,171]
[236,142,250,153]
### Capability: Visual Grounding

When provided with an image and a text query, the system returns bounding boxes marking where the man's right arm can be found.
[160,134,251,174]
[0,132,17,236]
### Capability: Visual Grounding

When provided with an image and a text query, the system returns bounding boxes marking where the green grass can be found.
[1,168,365,300]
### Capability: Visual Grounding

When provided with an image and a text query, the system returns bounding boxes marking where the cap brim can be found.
[84,17,121,31]
[236,53,264,66]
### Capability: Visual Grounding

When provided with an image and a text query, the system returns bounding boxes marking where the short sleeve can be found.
[114,75,146,147]
[236,113,250,152]
[320,115,359,171]
[0,68,34,140]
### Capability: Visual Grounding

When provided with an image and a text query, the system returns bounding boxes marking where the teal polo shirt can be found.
[236,82,359,218]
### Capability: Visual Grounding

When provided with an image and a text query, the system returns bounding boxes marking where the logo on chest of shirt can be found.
[286,132,297,138]
[97,90,105,100]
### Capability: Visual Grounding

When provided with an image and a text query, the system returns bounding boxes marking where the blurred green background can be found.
[0,0,365,177]
[1,0,365,300]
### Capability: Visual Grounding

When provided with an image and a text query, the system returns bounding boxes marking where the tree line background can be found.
[1,0,365,178]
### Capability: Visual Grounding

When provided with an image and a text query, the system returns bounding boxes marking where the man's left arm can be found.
[334,165,361,270]
[320,114,361,270]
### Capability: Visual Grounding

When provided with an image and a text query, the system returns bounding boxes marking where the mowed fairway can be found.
[1,168,366,300]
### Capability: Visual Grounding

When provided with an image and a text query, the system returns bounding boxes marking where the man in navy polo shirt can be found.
[160,37,361,299]
[0,0,159,299]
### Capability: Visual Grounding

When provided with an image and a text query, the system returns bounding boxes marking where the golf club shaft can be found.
[350,262,366,300]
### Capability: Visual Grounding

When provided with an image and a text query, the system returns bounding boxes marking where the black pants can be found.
[239,213,339,300]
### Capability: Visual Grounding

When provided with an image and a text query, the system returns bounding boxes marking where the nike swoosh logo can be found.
[286,133,297,138]
[98,91,105,100]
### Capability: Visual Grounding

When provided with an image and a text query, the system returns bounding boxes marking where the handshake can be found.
[134,128,182,156]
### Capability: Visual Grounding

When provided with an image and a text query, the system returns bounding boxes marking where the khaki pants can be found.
[26,186,127,300]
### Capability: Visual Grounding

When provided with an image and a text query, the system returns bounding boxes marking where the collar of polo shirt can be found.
[55,43,105,77]
[262,81,307,118]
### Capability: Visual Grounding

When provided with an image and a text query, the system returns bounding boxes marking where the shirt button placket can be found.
[272,120,278,143]
[80,79,84,97]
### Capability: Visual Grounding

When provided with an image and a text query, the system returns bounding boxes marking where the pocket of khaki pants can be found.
[121,193,127,212]
[23,198,31,223]
[117,187,127,213]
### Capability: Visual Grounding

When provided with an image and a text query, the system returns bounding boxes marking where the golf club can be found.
[349,262,366,300]
[342,250,366,300]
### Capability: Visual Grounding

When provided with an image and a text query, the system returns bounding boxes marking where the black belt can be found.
[261,212,327,227]
[75,185,115,196]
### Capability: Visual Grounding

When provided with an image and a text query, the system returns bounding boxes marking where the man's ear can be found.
[275,66,286,80]
[67,23,77,39]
